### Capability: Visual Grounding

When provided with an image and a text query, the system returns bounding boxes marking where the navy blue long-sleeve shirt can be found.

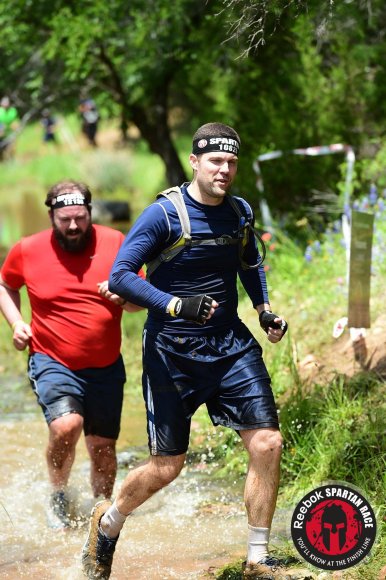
[109,184,269,335]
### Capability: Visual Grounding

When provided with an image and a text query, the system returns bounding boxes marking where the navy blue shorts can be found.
[142,323,279,456]
[28,353,126,439]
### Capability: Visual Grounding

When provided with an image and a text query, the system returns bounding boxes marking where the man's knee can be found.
[148,454,185,490]
[262,429,283,450]
[242,428,283,460]
[49,413,83,445]
[86,436,116,464]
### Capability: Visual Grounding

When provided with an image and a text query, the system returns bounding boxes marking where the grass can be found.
[0,119,385,579]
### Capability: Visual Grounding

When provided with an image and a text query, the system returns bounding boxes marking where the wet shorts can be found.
[142,323,279,456]
[28,353,126,439]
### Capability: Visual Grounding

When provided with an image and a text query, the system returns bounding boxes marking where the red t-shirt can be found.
[1,225,141,370]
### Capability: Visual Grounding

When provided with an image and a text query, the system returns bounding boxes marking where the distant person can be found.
[81,123,298,579]
[41,109,57,144]
[79,98,99,147]
[0,180,144,530]
[0,96,19,159]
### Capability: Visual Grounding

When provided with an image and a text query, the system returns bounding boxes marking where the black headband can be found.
[50,192,90,209]
[192,136,240,156]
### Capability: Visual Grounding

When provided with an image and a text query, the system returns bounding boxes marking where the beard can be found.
[53,223,93,253]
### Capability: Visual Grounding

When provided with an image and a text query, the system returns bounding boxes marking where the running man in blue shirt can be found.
[82,123,291,579]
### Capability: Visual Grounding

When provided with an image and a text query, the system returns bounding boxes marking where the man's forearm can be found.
[0,283,23,327]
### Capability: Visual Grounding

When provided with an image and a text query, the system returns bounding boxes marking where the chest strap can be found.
[145,187,252,278]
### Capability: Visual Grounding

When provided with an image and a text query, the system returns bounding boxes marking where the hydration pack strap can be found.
[146,188,191,278]
[145,188,265,278]
[227,195,267,270]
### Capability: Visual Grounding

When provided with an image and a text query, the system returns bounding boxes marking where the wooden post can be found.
[348,210,374,328]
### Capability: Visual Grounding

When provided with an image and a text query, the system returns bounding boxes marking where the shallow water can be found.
[0,378,289,579]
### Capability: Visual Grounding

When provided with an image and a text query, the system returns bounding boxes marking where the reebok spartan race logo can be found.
[291,483,376,570]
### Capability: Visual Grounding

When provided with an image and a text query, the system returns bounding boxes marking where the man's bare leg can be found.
[47,413,83,490]
[46,413,83,527]
[98,453,186,539]
[240,428,282,526]
[86,435,117,499]
[240,428,282,565]
[117,453,185,514]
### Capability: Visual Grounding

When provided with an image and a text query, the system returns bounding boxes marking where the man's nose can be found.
[68,219,78,230]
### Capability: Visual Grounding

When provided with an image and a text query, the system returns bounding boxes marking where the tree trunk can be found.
[98,45,187,186]
[131,101,187,187]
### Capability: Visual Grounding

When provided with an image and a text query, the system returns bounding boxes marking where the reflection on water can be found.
[0,382,289,579]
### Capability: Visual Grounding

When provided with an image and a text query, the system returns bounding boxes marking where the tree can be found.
[0,0,227,185]
[214,0,386,221]
[2,0,386,222]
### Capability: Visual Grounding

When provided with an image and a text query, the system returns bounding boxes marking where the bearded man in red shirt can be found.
[0,180,144,529]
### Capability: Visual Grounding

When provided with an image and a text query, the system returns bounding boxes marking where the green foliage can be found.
[359,141,386,191]
[279,375,385,497]
[4,0,386,221]
[212,1,386,225]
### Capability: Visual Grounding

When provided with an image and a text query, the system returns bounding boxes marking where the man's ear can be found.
[189,153,198,171]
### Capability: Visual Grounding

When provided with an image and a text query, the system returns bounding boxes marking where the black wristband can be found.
[175,294,213,324]
[259,310,288,335]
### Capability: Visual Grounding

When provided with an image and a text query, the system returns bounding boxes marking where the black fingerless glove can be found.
[259,310,288,335]
[174,294,213,324]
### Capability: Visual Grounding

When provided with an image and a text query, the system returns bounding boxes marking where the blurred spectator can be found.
[41,109,57,144]
[0,96,19,159]
[79,98,99,147]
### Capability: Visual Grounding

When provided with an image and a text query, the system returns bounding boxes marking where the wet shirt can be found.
[109,185,269,336]
[1,225,131,369]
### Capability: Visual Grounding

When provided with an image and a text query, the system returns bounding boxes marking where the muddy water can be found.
[0,377,289,579]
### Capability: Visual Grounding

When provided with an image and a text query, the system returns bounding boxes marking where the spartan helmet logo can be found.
[322,503,347,552]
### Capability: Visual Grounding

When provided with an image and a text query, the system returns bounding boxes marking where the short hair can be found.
[193,123,241,145]
[45,180,92,208]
